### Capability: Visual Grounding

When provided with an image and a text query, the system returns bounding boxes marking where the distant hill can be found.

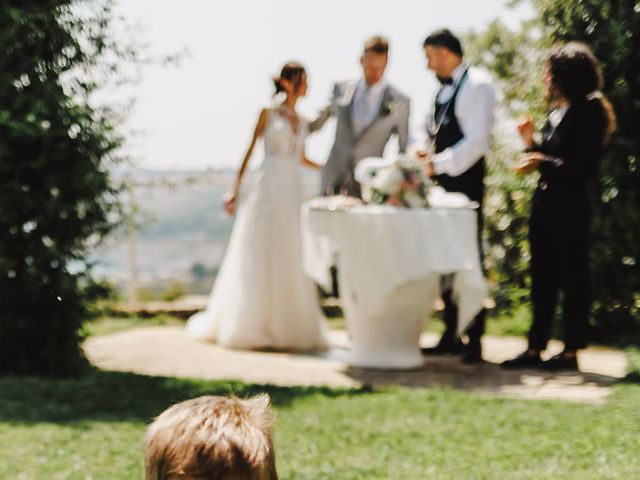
[92,168,321,292]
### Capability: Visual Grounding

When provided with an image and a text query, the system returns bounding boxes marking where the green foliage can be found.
[159,280,187,302]
[83,315,184,337]
[464,21,544,320]
[486,302,533,337]
[0,1,136,374]
[1,371,639,478]
[467,3,640,343]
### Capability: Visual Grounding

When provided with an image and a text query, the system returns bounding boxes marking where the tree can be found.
[0,1,135,374]
[464,20,547,323]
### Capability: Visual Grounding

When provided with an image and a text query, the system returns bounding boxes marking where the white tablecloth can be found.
[302,201,488,368]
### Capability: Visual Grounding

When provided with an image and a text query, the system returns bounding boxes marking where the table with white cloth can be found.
[302,200,488,369]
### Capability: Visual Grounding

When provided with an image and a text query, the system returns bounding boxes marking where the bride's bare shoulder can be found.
[259,106,282,123]
[256,107,271,125]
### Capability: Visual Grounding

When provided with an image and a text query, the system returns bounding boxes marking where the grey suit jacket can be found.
[309,81,410,197]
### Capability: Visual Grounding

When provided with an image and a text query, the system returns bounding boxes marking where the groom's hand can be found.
[424,160,436,178]
[416,150,436,178]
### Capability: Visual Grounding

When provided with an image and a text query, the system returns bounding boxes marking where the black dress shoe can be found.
[421,338,464,355]
[461,342,483,364]
[501,351,542,369]
[540,353,578,371]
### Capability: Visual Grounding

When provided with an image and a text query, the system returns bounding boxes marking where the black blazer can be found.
[533,99,607,205]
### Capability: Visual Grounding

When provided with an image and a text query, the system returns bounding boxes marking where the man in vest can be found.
[419,29,496,363]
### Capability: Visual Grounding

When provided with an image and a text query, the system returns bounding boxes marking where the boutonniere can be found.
[381,100,400,116]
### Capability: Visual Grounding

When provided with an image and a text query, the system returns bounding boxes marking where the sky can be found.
[111,0,535,171]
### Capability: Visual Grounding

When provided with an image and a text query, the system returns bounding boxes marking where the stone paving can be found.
[84,326,628,404]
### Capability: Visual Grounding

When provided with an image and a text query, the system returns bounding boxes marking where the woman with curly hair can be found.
[502,42,616,371]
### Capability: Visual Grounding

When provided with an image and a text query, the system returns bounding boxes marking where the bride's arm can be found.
[224,108,268,215]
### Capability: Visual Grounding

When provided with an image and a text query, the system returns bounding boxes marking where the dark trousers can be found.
[440,290,486,345]
[323,180,358,299]
[328,174,361,198]
[440,203,485,346]
[527,199,590,351]
[435,161,486,346]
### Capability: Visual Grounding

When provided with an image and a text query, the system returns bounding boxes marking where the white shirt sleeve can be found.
[432,74,496,177]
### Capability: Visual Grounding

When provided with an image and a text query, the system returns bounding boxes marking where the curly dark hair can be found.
[548,42,602,103]
[548,42,616,143]
[273,61,306,96]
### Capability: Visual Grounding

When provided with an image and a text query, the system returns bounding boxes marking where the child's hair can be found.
[144,394,277,480]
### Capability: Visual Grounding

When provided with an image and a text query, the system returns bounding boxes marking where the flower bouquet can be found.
[355,155,430,208]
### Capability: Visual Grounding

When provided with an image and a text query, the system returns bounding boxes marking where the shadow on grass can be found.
[344,357,621,394]
[620,372,640,384]
[620,348,640,384]
[0,368,372,425]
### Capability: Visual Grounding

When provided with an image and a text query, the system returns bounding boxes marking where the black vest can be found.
[431,70,485,204]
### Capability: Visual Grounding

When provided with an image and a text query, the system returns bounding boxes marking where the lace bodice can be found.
[263,109,307,159]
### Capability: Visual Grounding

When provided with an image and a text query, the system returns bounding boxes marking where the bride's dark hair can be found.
[548,42,616,143]
[273,61,306,96]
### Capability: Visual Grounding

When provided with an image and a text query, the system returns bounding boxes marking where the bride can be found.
[187,62,328,351]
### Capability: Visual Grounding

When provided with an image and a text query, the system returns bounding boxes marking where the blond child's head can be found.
[144,394,277,480]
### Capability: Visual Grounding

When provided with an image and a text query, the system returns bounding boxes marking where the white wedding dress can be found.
[187,109,328,350]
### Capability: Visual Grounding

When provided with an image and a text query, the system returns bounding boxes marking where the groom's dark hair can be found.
[364,35,389,55]
[423,29,463,57]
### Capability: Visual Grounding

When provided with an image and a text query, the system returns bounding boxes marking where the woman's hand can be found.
[223,191,237,216]
[513,152,544,175]
[517,116,535,148]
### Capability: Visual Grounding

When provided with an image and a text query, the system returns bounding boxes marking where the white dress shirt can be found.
[351,77,387,136]
[432,63,496,177]
[548,105,569,128]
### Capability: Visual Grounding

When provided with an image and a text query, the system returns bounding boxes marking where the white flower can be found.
[383,100,400,116]
[371,165,404,194]
[404,191,426,208]
[397,153,423,170]
[355,157,395,183]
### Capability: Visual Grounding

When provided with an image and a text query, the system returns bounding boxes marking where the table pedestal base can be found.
[342,275,438,370]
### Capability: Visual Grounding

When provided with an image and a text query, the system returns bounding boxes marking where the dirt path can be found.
[84,326,627,404]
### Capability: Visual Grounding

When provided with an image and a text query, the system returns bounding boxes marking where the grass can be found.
[82,314,184,337]
[326,307,530,337]
[623,347,640,382]
[1,370,639,479]
[486,303,532,337]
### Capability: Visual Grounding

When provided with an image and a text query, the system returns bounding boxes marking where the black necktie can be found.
[437,75,453,85]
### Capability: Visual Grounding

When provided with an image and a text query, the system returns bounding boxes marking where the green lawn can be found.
[1,370,639,479]
[83,309,528,338]
[82,314,184,337]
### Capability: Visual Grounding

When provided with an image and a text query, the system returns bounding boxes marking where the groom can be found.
[419,29,496,363]
[309,35,410,197]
